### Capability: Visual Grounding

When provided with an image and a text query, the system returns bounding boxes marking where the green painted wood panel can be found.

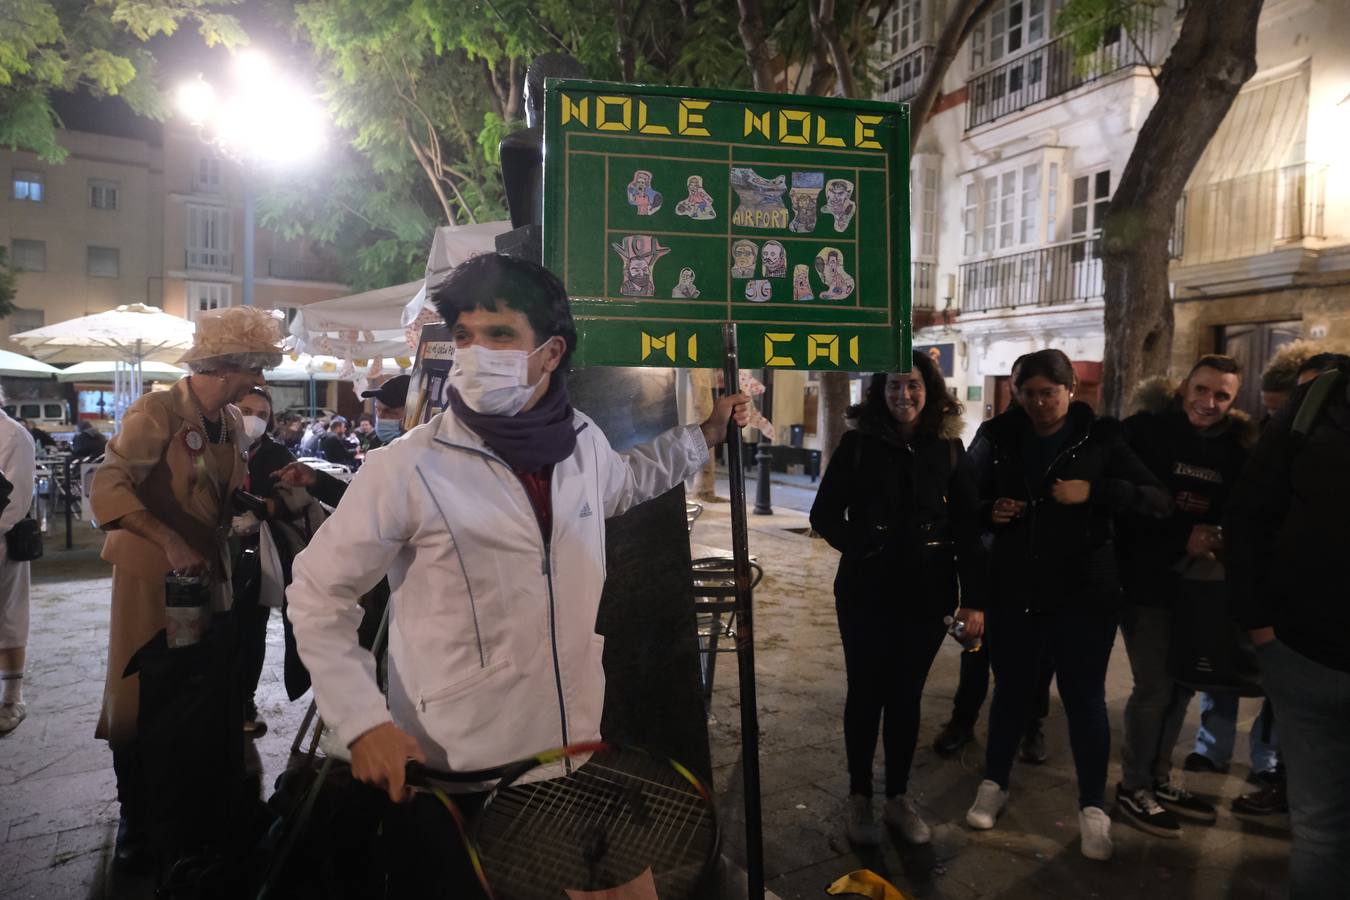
[543,79,911,372]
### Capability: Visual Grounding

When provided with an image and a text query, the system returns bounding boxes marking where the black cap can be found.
[361,374,411,408]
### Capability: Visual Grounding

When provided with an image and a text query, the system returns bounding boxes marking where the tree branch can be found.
[908,0,996,152]
[737,0,777,92]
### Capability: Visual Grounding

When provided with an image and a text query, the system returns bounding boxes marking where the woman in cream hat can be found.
[90,306,283,871]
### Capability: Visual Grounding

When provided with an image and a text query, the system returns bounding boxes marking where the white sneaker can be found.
[966,779,1008,830]
[0,702,27,736]
[846,794,882,846]
[883,794,931,844]
[1079,806,1114,860]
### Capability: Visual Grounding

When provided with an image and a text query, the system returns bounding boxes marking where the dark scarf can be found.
[447,374,578,472]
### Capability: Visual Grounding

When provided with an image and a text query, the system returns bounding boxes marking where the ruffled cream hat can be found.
[178,307,285,367]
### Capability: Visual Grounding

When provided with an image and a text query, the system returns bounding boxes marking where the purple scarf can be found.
[447,375,578,472]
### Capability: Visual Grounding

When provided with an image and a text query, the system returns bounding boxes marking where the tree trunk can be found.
[1099,0,1263,415]
[811,0,859,99]
[908,0,995,151]
[736,0,777,92]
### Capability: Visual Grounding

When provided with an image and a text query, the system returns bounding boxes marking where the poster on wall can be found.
[915,342,954,377]
[403,322,454,431]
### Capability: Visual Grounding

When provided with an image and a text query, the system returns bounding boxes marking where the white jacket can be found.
[0,412,35,533]
[287,408,708,775]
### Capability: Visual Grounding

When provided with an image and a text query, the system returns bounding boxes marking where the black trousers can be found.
[950,637,1055,731]
[383,790,489,899]
[238,598,270,708]
[837,599,947,798]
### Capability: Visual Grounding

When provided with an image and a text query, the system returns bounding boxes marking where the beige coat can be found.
[91,379,245,745]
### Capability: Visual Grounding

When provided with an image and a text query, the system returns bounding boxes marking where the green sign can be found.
[543,80,910,372]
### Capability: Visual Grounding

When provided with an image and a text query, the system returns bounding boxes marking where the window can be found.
[964,162,1044,257]
[962,183,979,257]
[12,170,44,202]
[8,309,44,335]
[187,205,233,270]
[1019,163,1040,244]
[88,246,120,278]
[1047,162,1060,242]
[1070,169,1111,261]
[187,282,233,319]
[90,179,119,210]
[886,0,924,57]
[970,0,1059,70]
[916,163,939,260]
[195,154,221,193]
[11,240,46,272]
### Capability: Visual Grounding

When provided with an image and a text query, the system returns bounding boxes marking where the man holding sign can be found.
[287,253,748,894]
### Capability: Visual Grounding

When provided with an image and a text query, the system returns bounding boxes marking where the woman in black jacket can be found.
[962,350,1171,861]
[810,351,985,847]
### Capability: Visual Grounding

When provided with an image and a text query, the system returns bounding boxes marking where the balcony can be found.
[267,256,344,282]
[879,45,934,104]
[966,9,1156,130]
[958,237,1103,313]
[1173,164,1327,267]
[912,261,937,310]
[185,249,232,272]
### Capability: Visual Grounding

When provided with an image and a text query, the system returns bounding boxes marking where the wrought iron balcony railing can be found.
[879,45,935,104]
[267,256,345,282]
[958,237,1103,313]
[966,9,1155,130]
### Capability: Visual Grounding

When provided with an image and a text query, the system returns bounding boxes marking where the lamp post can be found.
[176,51,326,308]
[753,368,774,515]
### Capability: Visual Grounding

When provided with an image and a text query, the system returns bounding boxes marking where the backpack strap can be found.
[1291,369,1344,441]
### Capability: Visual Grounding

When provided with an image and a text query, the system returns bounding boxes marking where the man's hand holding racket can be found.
[350,722,427,803]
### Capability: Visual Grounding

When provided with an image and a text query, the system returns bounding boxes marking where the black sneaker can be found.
[1019,724,1048,764]
[1116,784,1181,838]
[1232,780,1288,816]
[243,700,267,738]
[1183,752,1228,774]
[932,721,974,756]
[1154,779,1218,824]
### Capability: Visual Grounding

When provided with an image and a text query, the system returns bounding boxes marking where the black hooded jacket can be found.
[810,415,985,621]
[1116,399,1253,607]
[968,402,1171,614]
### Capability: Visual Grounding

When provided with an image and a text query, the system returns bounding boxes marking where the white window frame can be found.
[12,169,44,202]
[88,246,120,278]
[11,239,46,272]
[186,282,233,320]
[963,155,1050,259]
[186,204,233,271]
[195,154,222,193]
[1070,169,1112,239]
[90,179,119,210]
[912,158,940,261]
[969,0,1060,72]
[962,182,979,258]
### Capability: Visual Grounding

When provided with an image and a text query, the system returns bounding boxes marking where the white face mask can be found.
[242,415,268,444]
[447,341,551,417]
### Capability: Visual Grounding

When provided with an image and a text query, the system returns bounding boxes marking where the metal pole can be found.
[721,323,764,900]
[753,368,774,516]
[243,167,255,307]
[63,456,73,550]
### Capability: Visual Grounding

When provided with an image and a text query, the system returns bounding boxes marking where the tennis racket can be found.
[406,741,720,900]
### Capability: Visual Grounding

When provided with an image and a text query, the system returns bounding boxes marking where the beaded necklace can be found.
[187,380,228,444]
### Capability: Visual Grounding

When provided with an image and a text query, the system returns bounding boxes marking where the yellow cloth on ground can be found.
[826,869,911,900]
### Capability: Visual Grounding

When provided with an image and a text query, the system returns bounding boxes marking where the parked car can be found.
[4,399,70,427]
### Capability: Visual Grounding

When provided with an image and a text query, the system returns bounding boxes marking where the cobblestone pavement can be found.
[0,482,1288,899]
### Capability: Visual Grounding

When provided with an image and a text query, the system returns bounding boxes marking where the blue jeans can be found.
[1193,691,1279,773]
[1259,638,1350,899]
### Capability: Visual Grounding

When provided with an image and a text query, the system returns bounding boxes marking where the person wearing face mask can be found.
[809,352,985,847]
[286,253,749,896]
[89,306,282,871]
[1112,355,1252,838]
[962,349,1171,862]
[361,374,410,446]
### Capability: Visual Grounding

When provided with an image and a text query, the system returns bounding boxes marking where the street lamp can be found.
[176,50,327,306]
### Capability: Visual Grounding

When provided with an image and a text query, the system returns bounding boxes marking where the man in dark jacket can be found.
[1114,355,1250,837]
[70,421,108,459]
[1226,362,1350,898]
[318,416,357,468]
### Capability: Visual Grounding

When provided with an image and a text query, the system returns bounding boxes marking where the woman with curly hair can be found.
[810,352,986,847]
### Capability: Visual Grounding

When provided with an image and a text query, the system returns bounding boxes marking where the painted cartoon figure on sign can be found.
[821,178,856,231]
[672,267,700,298]
[675,175,716,220]
[789,172,824,233]
[814,247,855,300]
[732,240,758,278]
[761,240,787,278]
[745,280,772,303]
[612,234,671,297]
[627,170,663,216]
[730,167,788,229]
[792,264,814,302]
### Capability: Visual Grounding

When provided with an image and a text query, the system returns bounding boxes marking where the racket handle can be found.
[406,759,510,785]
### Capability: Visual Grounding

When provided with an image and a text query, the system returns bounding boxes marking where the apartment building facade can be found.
[874,0,1350,438]
[1,119,348,345]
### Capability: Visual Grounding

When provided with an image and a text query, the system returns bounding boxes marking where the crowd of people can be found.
[0,252,1344,897]
[810,342,1350,897]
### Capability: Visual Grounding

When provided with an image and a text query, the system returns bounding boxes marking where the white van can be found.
[3,400,71,427]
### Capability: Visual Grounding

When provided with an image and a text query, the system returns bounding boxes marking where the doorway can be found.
[1218,320,1301,418]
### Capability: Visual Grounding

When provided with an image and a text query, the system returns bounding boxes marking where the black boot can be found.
[113,813,153,873]
[933,720,975,755]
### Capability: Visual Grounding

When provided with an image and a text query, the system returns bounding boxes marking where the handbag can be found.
[5,516,43,562]
[1167,557,1262,696]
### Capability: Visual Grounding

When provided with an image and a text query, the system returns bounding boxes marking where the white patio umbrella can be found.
[265,354,413,419]
[56,361,187,383]
[10,303,195,426]
[0,349,60,378]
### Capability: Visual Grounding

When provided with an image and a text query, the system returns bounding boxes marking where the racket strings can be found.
[475,751,716,899]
